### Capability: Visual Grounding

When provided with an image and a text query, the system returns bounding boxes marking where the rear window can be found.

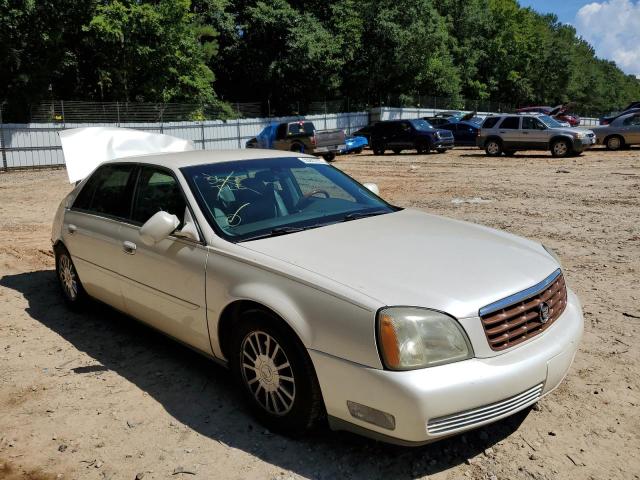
[482,117,500,129]
[73,164,136,219]
[499,117,520,129]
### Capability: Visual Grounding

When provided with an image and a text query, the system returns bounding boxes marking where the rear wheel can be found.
[353,147,363,154]
[322,152,336,162]
[436,148,447,154]
[55,245,87,309]
[372,143,385,155]
[230,310,324,433]
[551,139,571,158]
[605,135,624,151]
[485,139,502,156]
[392,148,402,155]
[290,143,304,153]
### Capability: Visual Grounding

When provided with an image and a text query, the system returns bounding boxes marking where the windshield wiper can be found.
[241,226,306,241]
[342,210,389,222]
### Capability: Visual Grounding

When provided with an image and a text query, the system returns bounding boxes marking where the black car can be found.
[370,119,454,155]
[351,125,372,143]
[439,119,481,146]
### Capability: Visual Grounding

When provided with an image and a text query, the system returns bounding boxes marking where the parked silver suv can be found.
[477,114,595,157]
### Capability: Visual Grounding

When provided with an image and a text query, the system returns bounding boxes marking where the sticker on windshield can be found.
[298,156,327,164]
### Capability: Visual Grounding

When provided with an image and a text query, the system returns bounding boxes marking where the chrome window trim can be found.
[479,268,562,317]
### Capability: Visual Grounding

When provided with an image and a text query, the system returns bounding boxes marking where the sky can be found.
[518,0,640,77]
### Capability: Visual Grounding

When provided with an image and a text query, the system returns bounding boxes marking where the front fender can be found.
[205,250,383,369]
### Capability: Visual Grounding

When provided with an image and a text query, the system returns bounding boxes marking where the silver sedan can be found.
[52,137,583,445]
[592,111,640,150]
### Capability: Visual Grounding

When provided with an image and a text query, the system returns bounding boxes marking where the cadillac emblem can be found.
[539,302,550,323]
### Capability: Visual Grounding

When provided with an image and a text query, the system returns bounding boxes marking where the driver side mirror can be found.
[363,183,380,196]
[140,211,180,246]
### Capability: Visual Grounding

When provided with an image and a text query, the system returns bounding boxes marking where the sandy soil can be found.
[1,147,639,480]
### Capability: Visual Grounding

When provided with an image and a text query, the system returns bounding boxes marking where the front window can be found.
[182,157,397,241]
[538,115,563,128]
[410,119,435,131]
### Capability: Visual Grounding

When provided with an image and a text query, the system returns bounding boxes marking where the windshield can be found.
[181,157,397,242]
[538,115,563,128]
[410,119,435,131]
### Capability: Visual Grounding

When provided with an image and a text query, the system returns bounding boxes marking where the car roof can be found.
[102,149,316,169]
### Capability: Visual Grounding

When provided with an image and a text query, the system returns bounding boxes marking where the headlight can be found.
[435,131,442,139]
[377,307,472,370]
[574,131,586,139]
[542,244,562,266]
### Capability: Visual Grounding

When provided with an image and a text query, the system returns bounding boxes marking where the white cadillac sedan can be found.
[52,145,583,445]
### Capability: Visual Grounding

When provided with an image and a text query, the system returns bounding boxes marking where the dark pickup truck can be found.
[246,121,346,161]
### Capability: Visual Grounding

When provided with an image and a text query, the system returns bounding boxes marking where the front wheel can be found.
[321,152,336,162]
[230,310,324,433]
[436,148,447,154]
[55,245,87,309]
[605,135,624,151]
[551,139,571,158]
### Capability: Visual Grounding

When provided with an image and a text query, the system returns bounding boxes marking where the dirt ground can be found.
[1,147,639,480]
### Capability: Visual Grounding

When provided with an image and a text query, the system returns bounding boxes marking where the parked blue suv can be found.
[370,119,454,155]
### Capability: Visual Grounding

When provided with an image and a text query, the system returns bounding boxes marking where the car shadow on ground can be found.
[1,269,532,479]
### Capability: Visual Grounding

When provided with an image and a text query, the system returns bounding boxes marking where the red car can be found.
[515,105,581,127]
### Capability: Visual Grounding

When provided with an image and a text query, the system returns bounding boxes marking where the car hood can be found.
[242,209,558,319]
[552,127,588,135]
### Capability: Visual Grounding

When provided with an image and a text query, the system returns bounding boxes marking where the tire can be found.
[551,138,571,158]
[353,148,363,154]
[372,143,385,155]
[290,143,304,153]
[322,152,336,162]
[605,135,624,151]
[436,148,447,154]
[416,141,431,154]
[485,139,503,156]
[229,309,324,433]
[55,244,87,309]
[392,149,402,155]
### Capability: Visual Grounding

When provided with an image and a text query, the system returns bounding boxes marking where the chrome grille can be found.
[427,383,543,435]
[479,269,567,351]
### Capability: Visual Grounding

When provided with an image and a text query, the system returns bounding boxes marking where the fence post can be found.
[116,101,121,127]
[201,122,206,150]
[0,103,7,171]
[236,103,242,148]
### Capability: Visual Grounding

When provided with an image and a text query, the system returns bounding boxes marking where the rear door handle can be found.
[122,241,137,255]
[67,224,77,235]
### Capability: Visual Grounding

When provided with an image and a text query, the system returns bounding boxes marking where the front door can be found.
[117,166,211,353]
[521,116,549,148]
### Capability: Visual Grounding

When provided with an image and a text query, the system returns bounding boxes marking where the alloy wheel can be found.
[487,141,500,155]
[58,254,78,300]
[553,141,568,157]
[241,331,296,415]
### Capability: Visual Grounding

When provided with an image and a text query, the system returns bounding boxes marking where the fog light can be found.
[347,401,396,430]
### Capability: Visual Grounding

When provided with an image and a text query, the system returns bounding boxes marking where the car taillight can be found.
[311,136,316,146]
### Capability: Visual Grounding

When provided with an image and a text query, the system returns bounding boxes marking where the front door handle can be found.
[67,224,77,235]
[122,241,137,255]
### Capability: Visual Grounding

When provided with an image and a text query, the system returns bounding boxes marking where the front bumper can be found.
[310,289,583,445]
[572,136,596,152]
[433,138,454,150]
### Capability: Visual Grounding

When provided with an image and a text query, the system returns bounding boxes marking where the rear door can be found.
[497,116,521,149]
[64,164,137,311]
[622,113,640,143]
[117,166,211,353]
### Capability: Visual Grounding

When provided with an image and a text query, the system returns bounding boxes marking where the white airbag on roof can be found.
[59,127,195,183]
